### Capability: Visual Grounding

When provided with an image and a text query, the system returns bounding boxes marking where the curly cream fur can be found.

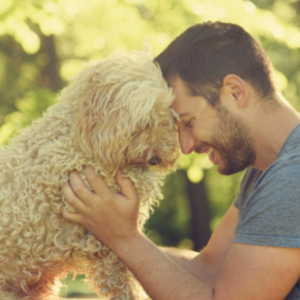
[0,48,180,299]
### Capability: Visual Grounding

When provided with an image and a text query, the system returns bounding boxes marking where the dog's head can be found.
[63,48,180,173]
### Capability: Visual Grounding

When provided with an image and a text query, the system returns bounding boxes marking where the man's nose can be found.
[178,129,195,155]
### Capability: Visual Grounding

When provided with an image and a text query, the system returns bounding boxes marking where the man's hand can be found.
[62,166,140,248]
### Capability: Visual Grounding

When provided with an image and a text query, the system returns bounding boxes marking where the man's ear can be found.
[222,74,248,109]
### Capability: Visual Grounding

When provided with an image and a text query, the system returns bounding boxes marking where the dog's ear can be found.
[72,52,173,169]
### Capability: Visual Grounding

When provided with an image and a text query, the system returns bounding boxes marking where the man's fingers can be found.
[85,166,112,197]
[69,169,95,204]
[116,170,139,203]
[62,208,84,225]
[62,182,87,213]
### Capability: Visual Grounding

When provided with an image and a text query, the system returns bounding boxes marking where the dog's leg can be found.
[86,256,140,300]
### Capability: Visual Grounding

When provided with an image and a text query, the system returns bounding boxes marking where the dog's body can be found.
[0,49,180,299]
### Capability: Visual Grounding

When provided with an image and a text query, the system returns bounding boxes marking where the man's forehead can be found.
[168,76,194,106]
[178,112,190,118]
[168,76,208,120]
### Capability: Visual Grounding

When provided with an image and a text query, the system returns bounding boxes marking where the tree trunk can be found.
[39,34,61,91]
[187,176,211,251]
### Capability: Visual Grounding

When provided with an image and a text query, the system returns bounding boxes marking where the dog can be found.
[0,48,180,299]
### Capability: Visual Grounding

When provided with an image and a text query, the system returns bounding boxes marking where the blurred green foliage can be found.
[1,0,300,296]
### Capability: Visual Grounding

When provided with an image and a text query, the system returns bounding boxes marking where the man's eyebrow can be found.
[179,113,190,118]
[173,113,191,123]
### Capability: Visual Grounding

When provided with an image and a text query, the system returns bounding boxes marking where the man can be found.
[62,22,300,299]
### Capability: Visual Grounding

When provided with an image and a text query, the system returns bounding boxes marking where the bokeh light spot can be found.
[243,1,256,14]
[187,165,204,183]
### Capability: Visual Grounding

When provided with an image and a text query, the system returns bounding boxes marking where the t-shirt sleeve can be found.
[235,162,300,248]
[233,194,240,209]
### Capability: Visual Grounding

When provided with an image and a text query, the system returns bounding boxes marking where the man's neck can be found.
[251,99,300,171]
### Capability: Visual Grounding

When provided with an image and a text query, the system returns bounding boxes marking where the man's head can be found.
[154,22,276,174]
[169,75,256,175]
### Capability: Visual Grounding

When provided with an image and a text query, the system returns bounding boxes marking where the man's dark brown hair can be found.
[154,22,277,105]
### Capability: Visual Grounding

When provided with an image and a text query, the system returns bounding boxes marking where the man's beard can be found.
[211,104,256,175]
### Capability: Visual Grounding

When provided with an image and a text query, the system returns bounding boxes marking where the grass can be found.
[59,273,102,299]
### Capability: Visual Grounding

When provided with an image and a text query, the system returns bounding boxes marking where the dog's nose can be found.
[148,157,162,165]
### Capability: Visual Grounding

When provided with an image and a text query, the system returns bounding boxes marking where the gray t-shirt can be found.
[234,124,300,299]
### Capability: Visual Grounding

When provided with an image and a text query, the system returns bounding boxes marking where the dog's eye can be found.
[148,157,162,166]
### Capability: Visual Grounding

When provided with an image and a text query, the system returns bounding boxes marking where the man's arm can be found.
[160,204,239,288]
[62,167,300,300]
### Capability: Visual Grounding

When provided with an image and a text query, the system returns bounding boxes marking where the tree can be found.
[1,0,300,296]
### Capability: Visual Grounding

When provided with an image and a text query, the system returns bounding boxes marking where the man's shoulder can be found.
[259,147,300,186]
[235,155,300,208]
[274,124,300,166]
[235,126,300,208]
[257,125,300,187]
